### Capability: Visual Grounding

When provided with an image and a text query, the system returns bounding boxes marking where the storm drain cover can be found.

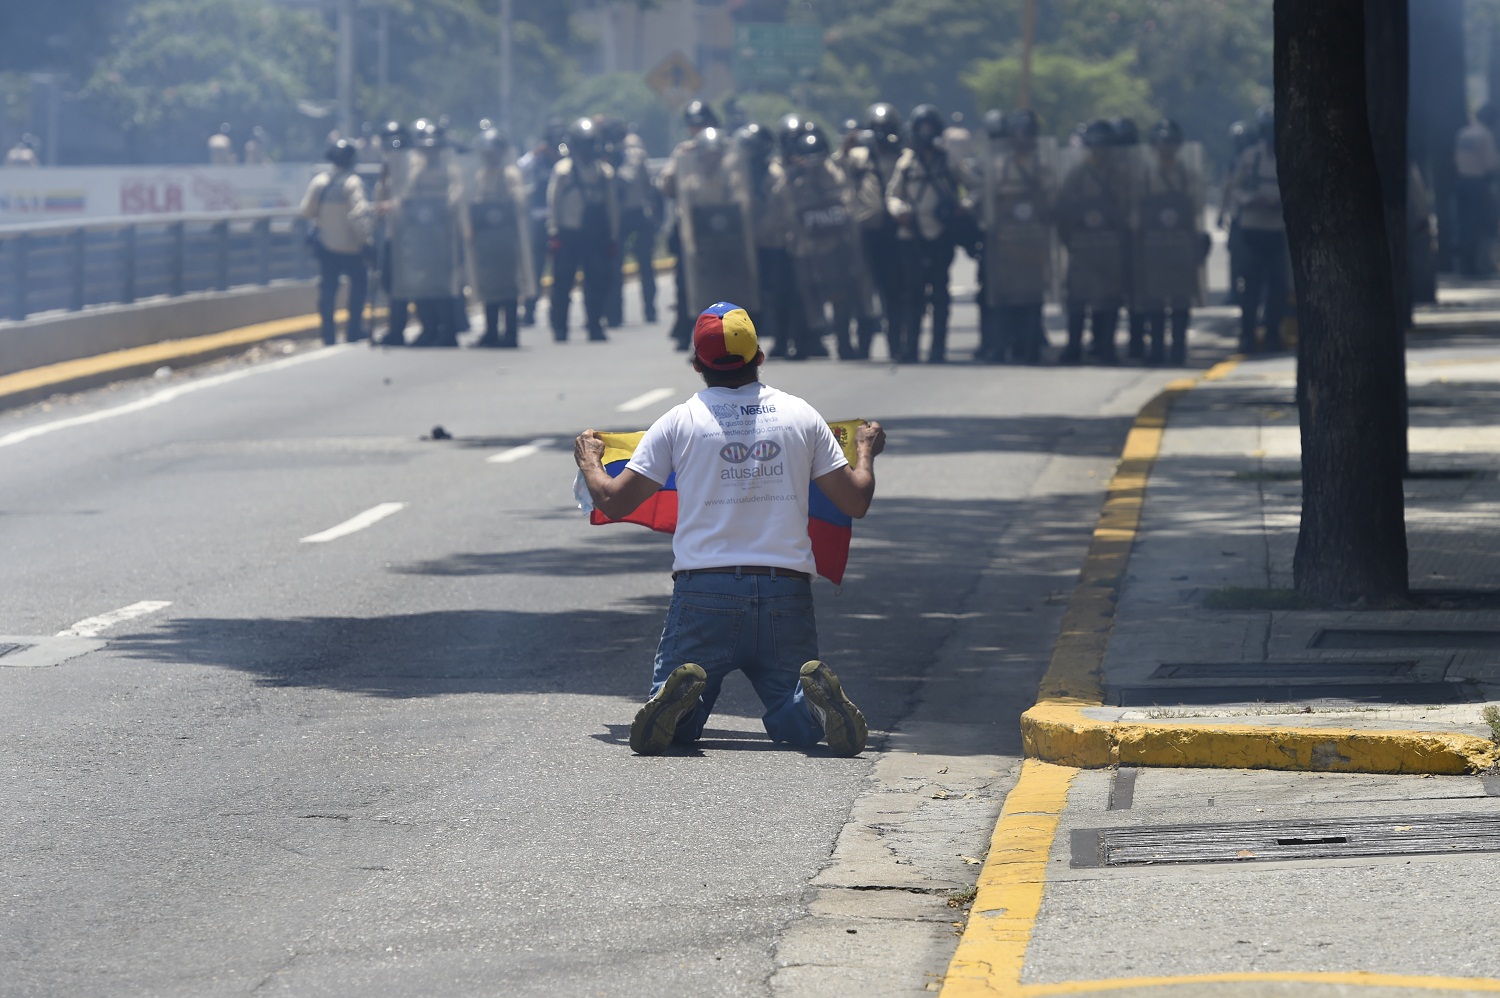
[1149,661,1417,680]
[1312,628,1500,650]
[1108,680,1476,707]
[1072,813,1500,867]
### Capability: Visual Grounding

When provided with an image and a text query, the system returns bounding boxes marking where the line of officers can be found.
[304,104,1284,365]
[658,101,1218,366]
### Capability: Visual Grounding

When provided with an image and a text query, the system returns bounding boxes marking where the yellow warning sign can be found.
[646,51,702,109]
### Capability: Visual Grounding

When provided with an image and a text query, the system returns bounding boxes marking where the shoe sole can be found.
[800,660,868,757]
[629,663,707,755]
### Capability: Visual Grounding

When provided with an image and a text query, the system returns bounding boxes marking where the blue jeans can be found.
[650,571,824,746]
[317,248,368,344]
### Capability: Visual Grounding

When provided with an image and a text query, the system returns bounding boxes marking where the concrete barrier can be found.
[0,281,317,377]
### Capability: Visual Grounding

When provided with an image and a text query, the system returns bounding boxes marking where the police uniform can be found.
[1232,136,1288,352]
[981,136,1055,363]
[610,135,660,325]
[465,157,535,347]
[886,145,967,363]
[397,150,463,347]
[1056,150,1129,362]
[1133,148,1204,364]
[548,150,619,341]
[774,149,872,355]
[374,141,412,345]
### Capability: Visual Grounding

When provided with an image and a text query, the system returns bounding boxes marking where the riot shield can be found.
[1134,142,1206,307]
[982,137,1057,307]
[787,162,875,328]
[678,144,760,313]
[1058,160,1128,306]
[467,196,525,302]
[392,195,458,300]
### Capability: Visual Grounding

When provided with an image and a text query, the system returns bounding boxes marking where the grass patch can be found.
[1203,587,1320,611]
[946,885,978,909]
[1483,705,1500,745]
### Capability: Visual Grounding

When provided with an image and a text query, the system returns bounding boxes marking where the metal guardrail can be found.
[0,209,318,323]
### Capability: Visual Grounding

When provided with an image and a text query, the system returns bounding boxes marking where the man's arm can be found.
[574,429,665,520]
[812,421,886,519]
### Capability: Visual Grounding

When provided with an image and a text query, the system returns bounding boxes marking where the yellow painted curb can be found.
[0,310,333,408]
[1013,354,1500,776]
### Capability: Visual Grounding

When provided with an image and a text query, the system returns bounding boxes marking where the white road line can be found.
[487,437,553,464]
[0,347,343,451]
[615,387,675,413]
[300,502,408,544]
[56,600,172,638]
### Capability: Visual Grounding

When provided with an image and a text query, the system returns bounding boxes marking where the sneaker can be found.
[629,663,707,755]
[799,660,867,757]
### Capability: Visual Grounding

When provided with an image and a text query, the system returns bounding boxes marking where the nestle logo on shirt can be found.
[740,404,776,415]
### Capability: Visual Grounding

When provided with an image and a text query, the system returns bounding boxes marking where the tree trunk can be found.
[1364,0,1410,475]
[1278,0,1409,604]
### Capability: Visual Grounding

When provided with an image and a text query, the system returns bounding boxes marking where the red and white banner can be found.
[0,164,322,224]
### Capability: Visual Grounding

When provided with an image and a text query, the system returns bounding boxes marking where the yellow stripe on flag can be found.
[598,431,647,468]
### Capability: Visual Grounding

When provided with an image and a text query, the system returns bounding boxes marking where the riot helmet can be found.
[909,104,944,148]
[381,120,410,150]
[736,122,774,165]
[1082,119,1115,149]
[1150,118,1184,148]
[792,128,830,165]
[684,100,719,132]
[476,127,510,160]
[566,117,600,160]
[325,138,356,169]
[1228,120,1253,155]
[599,117,628,166]
[776,113,810,158]
[865,103,902,152]
[1111,117,1140,146]
[1006,109,1041,141]
[982,109,1007,140]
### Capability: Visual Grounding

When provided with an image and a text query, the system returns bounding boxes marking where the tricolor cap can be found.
[693,302,759,370]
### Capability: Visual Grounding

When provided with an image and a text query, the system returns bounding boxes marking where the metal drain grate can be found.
[1072,813,1500,867]
[1312,629,1500,650]
[1149,661,1417,680]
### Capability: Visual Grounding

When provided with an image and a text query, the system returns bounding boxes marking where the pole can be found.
[1019,0,1038,111]
[500,0,514,134]
[337,0,356,139]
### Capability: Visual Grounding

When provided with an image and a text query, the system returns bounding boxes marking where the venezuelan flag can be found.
[590,419,862,584]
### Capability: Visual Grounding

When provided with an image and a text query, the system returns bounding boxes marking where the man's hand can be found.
[574,429,605,469]
[856,420,885,457]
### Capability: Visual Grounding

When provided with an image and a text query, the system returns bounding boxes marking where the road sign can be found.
[733,22,824,89]
[646,51,702,109]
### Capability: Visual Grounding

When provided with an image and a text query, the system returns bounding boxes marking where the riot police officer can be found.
[519,119,565,327]
[548,116,619,342]
[1134,119,1204,365]
[774,128,874,360]
[1056,119,1128,363]
[657,101,719,349]
[608,126,660,326]
[373,121,412,345]
[980,109,1055,364]
[674,126,759,322]
[300,139,372,345]
[1232,107,1287,352]
[465,127,535,348]
[739,123,791,358]
[1111,117,1149,359]
[887,104,969,363]
[393,119,463,347]
[841,103,905,360]
[1218,120,1256,307]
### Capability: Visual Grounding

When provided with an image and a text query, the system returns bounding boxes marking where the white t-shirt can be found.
[627,383,848,576]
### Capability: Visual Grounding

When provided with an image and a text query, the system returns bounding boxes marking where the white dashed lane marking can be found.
[300,502,408,543]
[615,387,675,413]
[56,600,173,638]
[487,438,554,464]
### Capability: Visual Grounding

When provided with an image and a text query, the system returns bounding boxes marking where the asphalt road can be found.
[0,280,1197,997]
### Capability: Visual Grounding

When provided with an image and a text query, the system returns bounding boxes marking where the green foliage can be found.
[964,49,1158,138]
[81,0,334,159]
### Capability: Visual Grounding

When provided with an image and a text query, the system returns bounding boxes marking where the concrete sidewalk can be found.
[942,293,1500,996]
[1023,329,1500,775]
